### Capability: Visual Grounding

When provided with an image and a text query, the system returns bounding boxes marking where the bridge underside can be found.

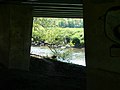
[0,2,86,90]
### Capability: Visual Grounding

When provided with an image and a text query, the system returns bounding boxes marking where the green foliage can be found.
[47,46,72,61]
[32,24,84,46]
[72,37,80,44]
[57,48,72,61]
[44,28,65,45]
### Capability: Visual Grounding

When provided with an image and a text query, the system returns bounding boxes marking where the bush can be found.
[72,37,81,48]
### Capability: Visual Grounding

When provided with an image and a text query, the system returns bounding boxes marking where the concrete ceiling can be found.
[0,0,83,18]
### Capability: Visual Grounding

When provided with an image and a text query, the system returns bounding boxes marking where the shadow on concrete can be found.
[0,56,86,90]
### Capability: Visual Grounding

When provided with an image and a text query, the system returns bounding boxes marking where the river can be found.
[30,46,86,66]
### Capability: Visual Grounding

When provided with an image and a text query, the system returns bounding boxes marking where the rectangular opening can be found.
[30,17,86,66]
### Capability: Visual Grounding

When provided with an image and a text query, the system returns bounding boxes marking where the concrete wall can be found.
[84,0,120,90]
[0,5,10,67]
[0,4,33,70]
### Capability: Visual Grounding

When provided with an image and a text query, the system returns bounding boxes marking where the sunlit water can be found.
[30,46,86,66]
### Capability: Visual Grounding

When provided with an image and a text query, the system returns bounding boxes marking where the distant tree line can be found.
[33,17,83,28]
[58,18,83,28]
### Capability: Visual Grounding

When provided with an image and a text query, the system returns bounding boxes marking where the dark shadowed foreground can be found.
[0,56,86,90]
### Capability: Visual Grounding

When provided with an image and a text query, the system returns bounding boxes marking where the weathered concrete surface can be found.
[9,4,33,70]
[0,4,10,68]
[0,4,33,70]
[84,0,120,90]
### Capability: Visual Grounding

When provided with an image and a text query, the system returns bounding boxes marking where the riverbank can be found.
[30,46,86,66]
[0,56,86,90]
[30,55,86,76]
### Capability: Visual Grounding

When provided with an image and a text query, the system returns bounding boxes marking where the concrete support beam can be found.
[84,0,120,90]
[0,4,33,70]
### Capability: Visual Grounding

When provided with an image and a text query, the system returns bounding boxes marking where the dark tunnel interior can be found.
[0,0,120,90]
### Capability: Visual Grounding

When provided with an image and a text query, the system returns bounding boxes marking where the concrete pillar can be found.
[84,0,120,90]
[0,4,33,70]
[0,5,10,68]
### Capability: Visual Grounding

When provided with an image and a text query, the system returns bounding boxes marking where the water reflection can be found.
[30,46,86,66]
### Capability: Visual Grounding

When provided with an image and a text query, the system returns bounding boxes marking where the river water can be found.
[30,46,86,66]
